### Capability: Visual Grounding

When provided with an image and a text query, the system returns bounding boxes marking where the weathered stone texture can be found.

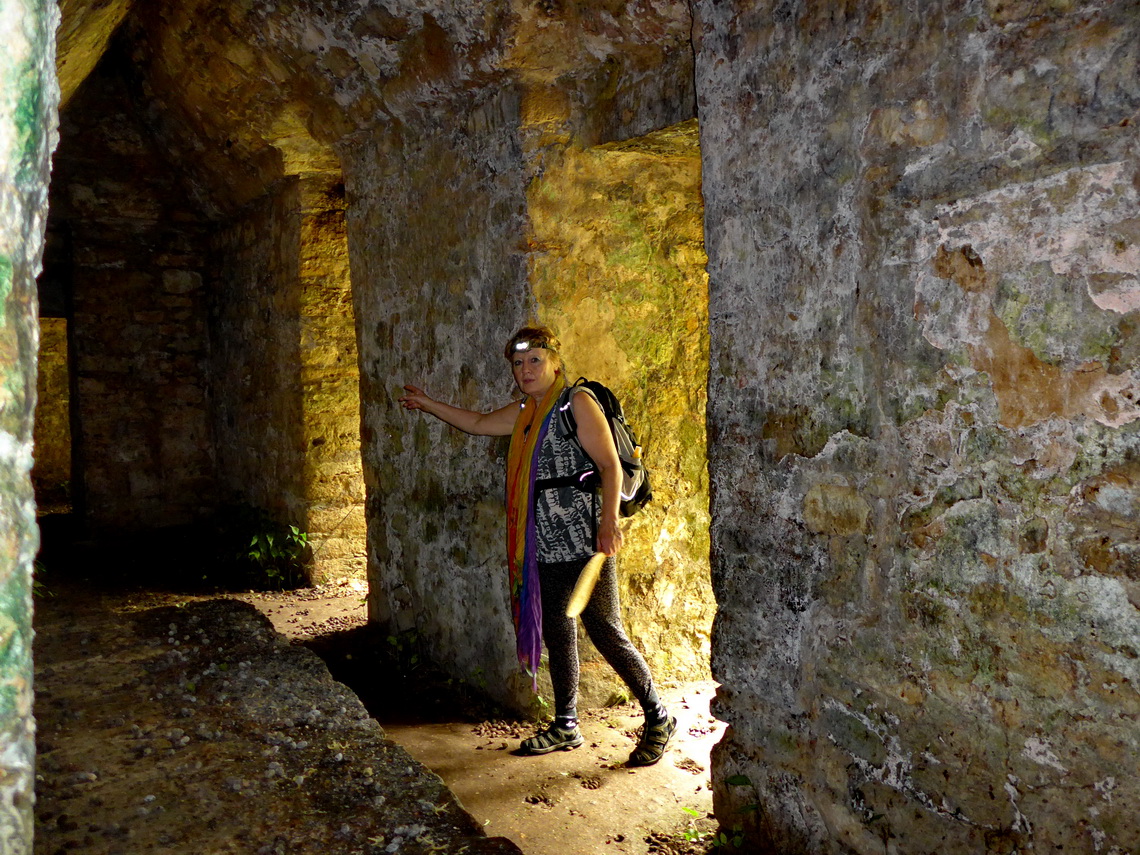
[1,0,59,851]
[508,0,696,154]
[342,90,535,712]
[298,178,366,581]
[117,0,695,216]
[31,317,70,509]
[210,179,305,526]
[696,1,1140,851]
[527,119,712,696]
[55,0,131,109]
[51,57,215,530]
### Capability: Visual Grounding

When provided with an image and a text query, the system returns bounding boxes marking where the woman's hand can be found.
[597,519,624,558]
[397,385,519,436]
[399,384,433,411]
[598,516,624,556]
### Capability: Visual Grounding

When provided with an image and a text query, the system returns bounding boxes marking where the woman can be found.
[398,325,675,766]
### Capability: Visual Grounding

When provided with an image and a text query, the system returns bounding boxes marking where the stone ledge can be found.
[34,586,521,855]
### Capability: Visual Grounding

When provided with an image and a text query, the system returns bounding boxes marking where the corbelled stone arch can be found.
[41,12,368,583]
[117,2,367,582]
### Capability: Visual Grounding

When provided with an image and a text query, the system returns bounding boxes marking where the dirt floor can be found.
[237,583,723,854]
[32,567,724,855]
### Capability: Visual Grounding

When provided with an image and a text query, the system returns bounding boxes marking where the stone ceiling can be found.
[54,0,695,214]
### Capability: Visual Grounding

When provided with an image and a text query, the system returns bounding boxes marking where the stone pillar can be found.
[341,87,533,713]
[0,1,59,851]
[696,1,1140,851]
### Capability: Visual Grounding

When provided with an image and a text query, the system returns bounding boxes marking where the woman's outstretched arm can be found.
[399,385,518,437]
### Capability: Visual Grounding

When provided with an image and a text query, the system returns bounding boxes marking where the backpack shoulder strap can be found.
[557,378,597,439]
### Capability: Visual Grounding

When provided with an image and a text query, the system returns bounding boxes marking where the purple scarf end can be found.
[512,398,555,695]
[516,556,543,692]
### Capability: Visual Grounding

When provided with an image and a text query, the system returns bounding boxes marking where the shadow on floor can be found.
[34,517,727,855]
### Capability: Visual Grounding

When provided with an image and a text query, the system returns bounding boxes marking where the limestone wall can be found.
[32,317,70,510]
[342,89,535,712]
[527,120,713,698]
[695,1,1140,851]
[210,179,305,525]
[0,0,58,850]
[297,178,365,582]
[51,57,215,531]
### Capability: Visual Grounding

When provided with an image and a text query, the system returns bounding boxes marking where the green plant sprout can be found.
[680,806,712,844]
[386,630,422,676]
[244,522,310,589]
[709,773,757,850]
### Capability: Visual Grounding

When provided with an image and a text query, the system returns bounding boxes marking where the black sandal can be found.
[628,715,676,767]
[520,723,584,755]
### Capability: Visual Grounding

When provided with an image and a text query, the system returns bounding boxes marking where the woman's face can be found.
[511,347,559,399]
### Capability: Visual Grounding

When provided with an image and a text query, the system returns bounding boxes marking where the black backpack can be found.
[556,377,652,518]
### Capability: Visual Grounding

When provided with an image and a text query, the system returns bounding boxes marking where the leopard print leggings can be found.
[539,555,664,723]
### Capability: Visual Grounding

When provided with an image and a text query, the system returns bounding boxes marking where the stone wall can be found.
[695,1,1140,851]
[297,177,366,582]
[51,56,215,531]
[56,0,132,109]
[49,49,365,579]
[342,89,535,712]
[32,317,70,510]
[210,179,305,527]
[209,174,365,583]
[527,119,712,698]
[0,0,59,850]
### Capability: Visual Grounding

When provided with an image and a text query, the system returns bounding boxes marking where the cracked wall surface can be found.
[696,1,1140,851]
[0,1,58,851]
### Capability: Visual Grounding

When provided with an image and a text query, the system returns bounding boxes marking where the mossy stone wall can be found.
[696,1,1140,851]
[0,0,58,850]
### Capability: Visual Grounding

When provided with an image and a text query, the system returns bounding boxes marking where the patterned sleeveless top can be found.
[534,386,601,562]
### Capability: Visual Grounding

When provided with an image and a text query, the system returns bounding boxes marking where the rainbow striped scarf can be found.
[505,377,566,683]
